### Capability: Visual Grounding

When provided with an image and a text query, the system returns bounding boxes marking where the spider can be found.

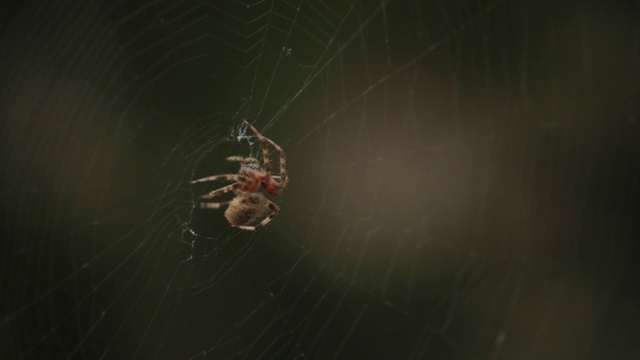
[190,120,288,231]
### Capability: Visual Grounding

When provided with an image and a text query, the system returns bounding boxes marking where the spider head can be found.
[243,162,260,172]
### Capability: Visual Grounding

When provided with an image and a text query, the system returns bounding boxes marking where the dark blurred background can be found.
[1,0,639,359]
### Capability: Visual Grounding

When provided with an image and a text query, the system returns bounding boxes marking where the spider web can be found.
[2,0,639,359]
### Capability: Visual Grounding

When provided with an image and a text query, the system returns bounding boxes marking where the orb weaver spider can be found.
[191,120,288,230]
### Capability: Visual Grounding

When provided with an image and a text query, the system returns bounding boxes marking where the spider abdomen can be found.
[224,195,270,226]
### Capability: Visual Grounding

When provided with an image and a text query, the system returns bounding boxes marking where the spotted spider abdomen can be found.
[224,194,270,227]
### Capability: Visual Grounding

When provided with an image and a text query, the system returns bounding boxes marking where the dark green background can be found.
[1,0,639,359]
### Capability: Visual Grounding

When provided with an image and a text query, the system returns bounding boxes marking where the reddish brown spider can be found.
[190,120,288,230]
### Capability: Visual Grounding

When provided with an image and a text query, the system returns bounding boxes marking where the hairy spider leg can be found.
[226,156,259,165]
[199,201,231,209]
[243,120,274,175]
[190,174,244,184]
[199,182,241,199]
[262,137,288,189]
[234,201,280,231]
[242,120,288,191]
[191,174,245,200]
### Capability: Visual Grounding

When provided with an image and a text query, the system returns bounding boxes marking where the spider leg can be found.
[234,201,280,231]
[199,183,240,199]
[227,156,259,165]
[242,120,288,189]
[199,201,231,209]
[190,174,244,184]
[263,137,288,189]
[243,120,273,175]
